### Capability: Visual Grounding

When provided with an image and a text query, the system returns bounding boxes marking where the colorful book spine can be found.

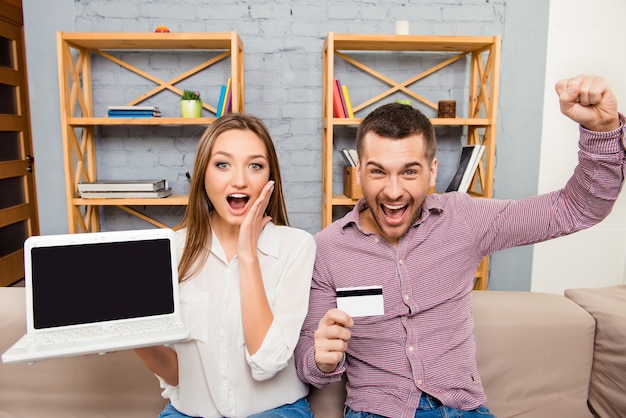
[336,79,349,118]
[224,79,233,114]
[216,85,227,117]
[220,78,232,117]
[332,79,346,118]
[341,84,355,118]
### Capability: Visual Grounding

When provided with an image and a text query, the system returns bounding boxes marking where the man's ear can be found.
[429,158,438,188]
[356,161,361,185]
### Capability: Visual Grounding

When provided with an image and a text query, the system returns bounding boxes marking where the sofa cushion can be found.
[0,287,166,418]
[565,285,626,418]
[472,291,595,418]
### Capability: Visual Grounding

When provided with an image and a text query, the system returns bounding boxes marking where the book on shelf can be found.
[224,78,233,115]
[332,79,346,118]
[78,187,173,199]
[107,106,161,118]
[217,78,232,117]
[341,84,355,118]
[341,148,355,166]
[446,144,485,193]
[216,85,227,117]
[336,79,349,118]
[78,179,168,192]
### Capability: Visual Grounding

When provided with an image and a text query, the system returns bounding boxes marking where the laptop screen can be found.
[30,238,175,330]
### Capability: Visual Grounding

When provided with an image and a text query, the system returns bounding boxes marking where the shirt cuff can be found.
[579,112,626,154]
[306,346,346,383]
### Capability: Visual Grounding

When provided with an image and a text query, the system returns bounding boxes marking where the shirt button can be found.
[402,315,408,321]
[404,294,410,302]
[417,379,423,385]
[407,346,414,352]
[398,259,404,265]
[374,238,379,243]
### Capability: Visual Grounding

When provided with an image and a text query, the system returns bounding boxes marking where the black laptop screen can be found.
[30,238,175,329]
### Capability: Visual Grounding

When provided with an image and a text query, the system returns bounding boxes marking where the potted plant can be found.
[180,89,202,118]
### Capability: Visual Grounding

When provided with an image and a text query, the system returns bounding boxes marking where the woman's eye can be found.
[216,162,229,169]
[250,162,264,170]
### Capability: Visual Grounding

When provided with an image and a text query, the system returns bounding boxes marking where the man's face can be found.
[357,132,437,245]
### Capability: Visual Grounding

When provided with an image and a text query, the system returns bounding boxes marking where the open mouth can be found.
[381,203,407,223]
[227,193,250,210]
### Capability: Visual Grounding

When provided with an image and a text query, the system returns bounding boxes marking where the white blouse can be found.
[159,223,316,418]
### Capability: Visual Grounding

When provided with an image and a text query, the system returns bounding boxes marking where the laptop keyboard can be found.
[14,318,186,348]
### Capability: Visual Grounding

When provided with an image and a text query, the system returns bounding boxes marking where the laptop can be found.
[2,228,190,364]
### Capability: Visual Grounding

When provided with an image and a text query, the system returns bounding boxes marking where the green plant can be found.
[181,89,201,101]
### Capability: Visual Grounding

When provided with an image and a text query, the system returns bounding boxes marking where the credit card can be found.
[336,285,384,317]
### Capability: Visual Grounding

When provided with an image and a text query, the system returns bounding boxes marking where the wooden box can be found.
[343,166,363,199]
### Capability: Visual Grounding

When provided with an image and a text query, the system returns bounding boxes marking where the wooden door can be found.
[0,0,40,286]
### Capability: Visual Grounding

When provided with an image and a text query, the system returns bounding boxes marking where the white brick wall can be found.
[67,0,506,232]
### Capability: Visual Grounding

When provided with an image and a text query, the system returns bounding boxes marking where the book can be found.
[341,148,356,166]
[347,149,358,166]
[341,84,355,118]
[107,106,161,118]
[336,79,349,118]
[107,106,159,111]
[446,145,485,193]
[332,79,345,118]
[224,78,233,115]
[79,187,173,199]
[78,179,168,192]
[220,78,232,117]
[216,85,227,117]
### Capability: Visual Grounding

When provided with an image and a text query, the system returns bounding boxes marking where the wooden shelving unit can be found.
[322,33,501,290]
[56,32,244,233]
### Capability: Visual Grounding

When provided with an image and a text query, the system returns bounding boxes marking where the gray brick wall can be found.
[71,0,507,234]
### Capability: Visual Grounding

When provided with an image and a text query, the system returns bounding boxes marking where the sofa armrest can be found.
[473,291,595,418]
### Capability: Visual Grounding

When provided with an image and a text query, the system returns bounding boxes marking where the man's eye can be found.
[405,169,417,176]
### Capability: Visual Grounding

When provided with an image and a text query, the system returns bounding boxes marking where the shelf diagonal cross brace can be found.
[336,50,469,113]
[93,49,232,114]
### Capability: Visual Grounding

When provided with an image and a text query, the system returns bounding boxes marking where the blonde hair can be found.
[177,113,289,282]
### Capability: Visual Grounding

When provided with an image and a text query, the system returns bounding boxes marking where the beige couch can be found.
[1,285,624,418]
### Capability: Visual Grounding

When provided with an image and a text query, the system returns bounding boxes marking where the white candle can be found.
[396,20,409,35]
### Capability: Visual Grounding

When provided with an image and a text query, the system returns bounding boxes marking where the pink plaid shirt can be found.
[295,120,626,418]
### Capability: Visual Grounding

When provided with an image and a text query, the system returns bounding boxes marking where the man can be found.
[295,74,625,417]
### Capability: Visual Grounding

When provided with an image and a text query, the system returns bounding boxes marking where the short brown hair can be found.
[356,103,437,163]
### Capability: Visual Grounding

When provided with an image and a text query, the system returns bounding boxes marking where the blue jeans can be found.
[158,397,313,418]
[344,392,495,418]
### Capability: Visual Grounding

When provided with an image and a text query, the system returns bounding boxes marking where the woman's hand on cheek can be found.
[237,180,274,259]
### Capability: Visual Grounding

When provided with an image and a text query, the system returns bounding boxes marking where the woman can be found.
[135,114,316,418]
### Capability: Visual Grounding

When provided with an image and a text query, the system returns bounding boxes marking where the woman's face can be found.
[204,129,270,226]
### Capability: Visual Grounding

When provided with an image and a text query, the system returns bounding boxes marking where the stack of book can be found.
[332,79,354,118]
[445,144,486,193]
[215,78,233,117]
[107,106,161,118]
[78,179,172,198]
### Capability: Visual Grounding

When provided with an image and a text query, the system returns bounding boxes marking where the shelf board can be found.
[60,32,241,51]
[332,194,358,205]
[68,117,214,126]
[330,117,492,127]
[329,33,498,52]
[73,194,189,206]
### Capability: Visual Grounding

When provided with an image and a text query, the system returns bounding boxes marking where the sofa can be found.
[1,285,624,418]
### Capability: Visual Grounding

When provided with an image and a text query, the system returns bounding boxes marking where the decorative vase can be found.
[180,100,202,118]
